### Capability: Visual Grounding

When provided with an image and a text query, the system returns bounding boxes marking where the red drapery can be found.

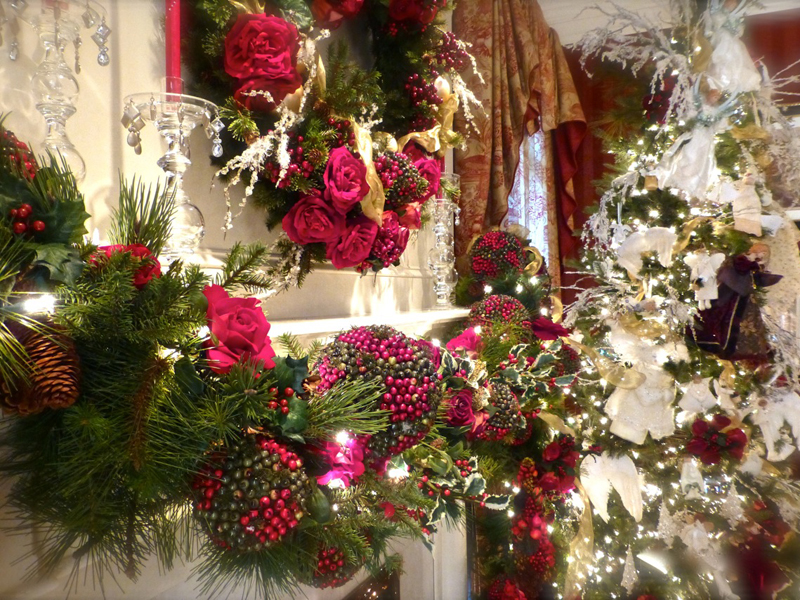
[453,0,586,280]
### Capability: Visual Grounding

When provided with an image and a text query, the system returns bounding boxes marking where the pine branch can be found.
[306,379,389,440]
[275,333,306,359]
[109,176,174,256]
[215,242,274,292]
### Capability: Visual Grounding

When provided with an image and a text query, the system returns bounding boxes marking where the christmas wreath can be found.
[184,0,479,291]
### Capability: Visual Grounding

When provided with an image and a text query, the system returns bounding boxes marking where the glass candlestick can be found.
[427,173,461,308]
[122,80,223,261]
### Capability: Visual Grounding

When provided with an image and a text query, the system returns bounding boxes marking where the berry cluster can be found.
[405,72,443,110]
[469,230,526,281]
[192,433,312,552]
[267,386,295,414]
[314,326,442,467]
[8,203,46,236]
[309,546,359,589]
[487,577,528,600]
[432,32,469,72]
[475,381,527,443]
[416,458,476,500]
[374,152,428,209]
[468,295,530,333]
[1,127,37,180]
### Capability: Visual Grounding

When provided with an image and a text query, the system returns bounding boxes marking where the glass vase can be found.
[427,173,461,308]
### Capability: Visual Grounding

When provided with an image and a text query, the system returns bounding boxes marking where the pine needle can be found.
[109,176,174,256]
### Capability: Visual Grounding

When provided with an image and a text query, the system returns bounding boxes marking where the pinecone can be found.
[0,322,81,415]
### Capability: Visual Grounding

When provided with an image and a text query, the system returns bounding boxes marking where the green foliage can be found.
[109,176,173,257]
[220,98,259,142]
[322,42,386,118]
[305,379,389,440]
[214,241,274,292]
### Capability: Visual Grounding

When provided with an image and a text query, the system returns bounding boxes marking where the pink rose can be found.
[326,216,379,269]
[414,157,441,202]
[446,389,476,427]
[311,0,364,28]
[446,327,482,360]
[224,14,301,106]
[203,284,276,374]
[324,146,370,214]
[92,244,161,289]
[398,202,422,229]
[282,190,346,245]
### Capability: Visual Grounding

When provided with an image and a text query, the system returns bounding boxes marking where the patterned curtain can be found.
[453,0,586,279]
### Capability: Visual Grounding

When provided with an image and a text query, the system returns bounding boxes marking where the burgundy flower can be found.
[92,244,161,289]
[446,389,476,427]
[413,156,441,202]
[687,414,747,465]
[282,190,346,245]
[325,215,379,269]
[311,0,364,28]
[388,0,438,25]
[530,317,571,341]
[324,146,370,214]
[542,441,561,462]
[203,284,276,373]
[224,14,301,108]
[365,210,410,269]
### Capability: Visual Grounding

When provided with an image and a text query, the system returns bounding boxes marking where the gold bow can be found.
[565,338,647,390]
[396,90,459,158]
[538,411,576,437]
[352,121,385,224]
[523,246,544,276]
[563,480,595,600]
[228,0,266,13]
[673,216,712,254]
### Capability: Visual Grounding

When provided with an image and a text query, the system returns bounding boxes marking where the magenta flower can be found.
[317,437,366,487]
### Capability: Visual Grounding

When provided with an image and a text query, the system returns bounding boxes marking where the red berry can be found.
[9,208,18,218]
[32,220,45,232]
[13,221,27,235]
[281,406,289,414]
[284,387,294,397]
[17,204,32,219]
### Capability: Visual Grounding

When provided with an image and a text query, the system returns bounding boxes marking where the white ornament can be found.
[720,487,744,526]
[580,452,643,523]
[718,177,761,236]
[706,10,762,95]
[680,457,706,499]
[605,370,676,444]
[616,227,679,277]
[751,390,800,462]
[740,451,764,477]
[679,521,741,600]
[679,377,718,415]
[621,547,638,594]
[657,502,680,548]
[685,251,726,310]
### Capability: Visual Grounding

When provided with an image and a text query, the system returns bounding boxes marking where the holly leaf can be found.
[307,487,332,524]
[429,498,446,524]
[483,494,511,511]
[428,454,452,476]
[464,472,486,497]
[441,350,458,379]
[279,396,308,436]
[554,374,577,387]
[272,355,309,394]
[532,353,555,370]
[500,367,520,385]
[509,344,528,358]
[278,0,313,29]
[174,356,204,398]
[31,243,84,284]
[548,338,563,354]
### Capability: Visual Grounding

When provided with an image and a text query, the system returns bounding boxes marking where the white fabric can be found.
[580,452,643,523]
[657,127,719,199]
[679,521,741,600]
[707,18,762,95]
[685,252,726,309]
[616,227,679,277]
[719,179,762,236]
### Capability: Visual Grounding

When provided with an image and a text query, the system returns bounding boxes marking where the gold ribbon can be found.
[731,124,771,142]
[523,246,544,276]
[719,360,737,388]
[692,32,713,74]
[397,126,442,156]
[673,216,712,254]
[549,295,564,324]
[315,54,327,96]
[395,90,459,158]
[352,121,385,224]
[563,480,595,600]
[538,411,576,437]
[228,0,266,13]
[617,312,670,341]
[565,338,646,390]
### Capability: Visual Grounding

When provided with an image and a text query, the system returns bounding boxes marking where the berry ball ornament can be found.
[476,381,527,443]
[468,295,530,334]
[314,325,442,469]
[306,545,361,589]
[469,230,525,281]
[192,432,312,552]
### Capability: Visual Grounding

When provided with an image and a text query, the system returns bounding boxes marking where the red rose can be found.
[324,146,370,214]
[413,157,441,202]
[92,244,161,289]
[234,77,300,113]
[542,441,561,462]
[388,0,438,25]
[311,0,364,28]
[282,190,346,245]
[326,216,379,269]
[203,284,276,374]
[446,389,476,427]
[446,327,482,359]
[398,202,422,229]
[224,14,301,106]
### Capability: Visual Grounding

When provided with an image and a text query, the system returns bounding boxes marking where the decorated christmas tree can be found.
[549,1,800,598]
